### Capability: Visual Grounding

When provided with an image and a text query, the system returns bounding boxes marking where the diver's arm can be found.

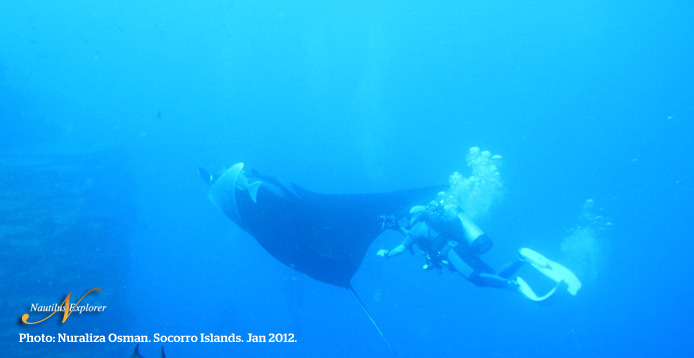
[377,235,414,259]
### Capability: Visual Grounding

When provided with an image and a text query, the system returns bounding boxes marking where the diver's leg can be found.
[497,258,525,279]
[469,272,513,288]
[444,246,475,277]
[445,248,516,289]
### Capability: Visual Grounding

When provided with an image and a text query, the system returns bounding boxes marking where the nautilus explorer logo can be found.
[21,287,107,324]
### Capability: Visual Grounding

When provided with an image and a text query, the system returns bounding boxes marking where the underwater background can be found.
[1,1,692,357]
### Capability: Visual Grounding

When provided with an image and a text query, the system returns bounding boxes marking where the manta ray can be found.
[201,162,445,288]
[130,343,164,358]
[200,163,445,351]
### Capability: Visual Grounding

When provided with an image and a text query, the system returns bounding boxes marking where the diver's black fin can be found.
[198,167,214,185]
[348,285,397,355]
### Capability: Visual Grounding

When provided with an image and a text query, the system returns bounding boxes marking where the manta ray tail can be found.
[348,285,397,355]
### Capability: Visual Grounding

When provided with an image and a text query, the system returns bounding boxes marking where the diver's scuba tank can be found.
[457,211,493,254]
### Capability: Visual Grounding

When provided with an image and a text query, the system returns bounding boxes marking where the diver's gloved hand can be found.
[376,249,389,258]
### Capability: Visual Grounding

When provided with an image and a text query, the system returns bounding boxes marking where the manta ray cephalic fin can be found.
[247,181,261,203]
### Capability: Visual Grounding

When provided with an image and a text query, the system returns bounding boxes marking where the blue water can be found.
[2,1,693,357]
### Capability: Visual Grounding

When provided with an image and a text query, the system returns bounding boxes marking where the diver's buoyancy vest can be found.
[410,220,449,258]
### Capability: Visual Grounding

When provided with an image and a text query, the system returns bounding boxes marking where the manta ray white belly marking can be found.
[208,163,262,225]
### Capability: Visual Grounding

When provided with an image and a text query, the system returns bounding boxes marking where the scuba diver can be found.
[377,199,582,303]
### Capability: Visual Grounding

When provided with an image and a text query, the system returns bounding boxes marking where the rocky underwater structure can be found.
[1,148,136,357]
